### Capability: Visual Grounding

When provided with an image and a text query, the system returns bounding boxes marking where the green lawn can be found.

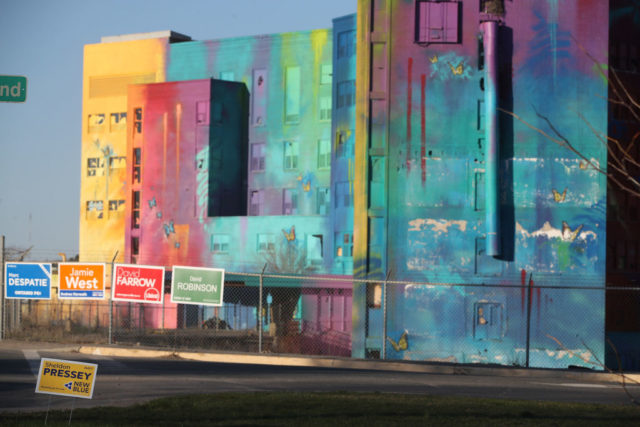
[2,392,640,426]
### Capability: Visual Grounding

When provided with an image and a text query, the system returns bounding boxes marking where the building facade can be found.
[353,0,608,367]
[79,1,640,369]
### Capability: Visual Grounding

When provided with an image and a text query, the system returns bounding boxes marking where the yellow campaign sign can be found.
[35,358,98,399]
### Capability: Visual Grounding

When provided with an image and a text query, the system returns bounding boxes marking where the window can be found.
[283,141,299,170]
[320,64,332,85]
[316,187,330,215]
[134,108,142,133]
[477,99,485,131]
[319,96,331,121]
[317,139,331,169]
[131,237,139,256]
[133,148,142,184]
[109,156,126,169]
[283,189,298,215]
[335,129,353,158]
[88,114,105,133]
[416,1,460,44]
[336,80,355,109]
[110,112,126,132]
[335,182,352,208]
[336,131,346,158]
[480,0,505,14]
[109,199,125,219]
[249,190,264,215]
[211,234,230,253]
[250,143,266,171]
[196,101,209,125]
[220,71,235,81]
[252,69,267,126]
[335,232,353,258]
[132,191,140,228]
[307,234,324,265]
[87,157,104,177]
[257,233,275,252]
[86,200,103,220]
[108,199,125,212]
[337,30,356,58]
[284,66,301,123]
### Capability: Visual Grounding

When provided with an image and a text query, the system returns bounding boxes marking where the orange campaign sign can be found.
[58,263,106,300]
[112,264,165,304]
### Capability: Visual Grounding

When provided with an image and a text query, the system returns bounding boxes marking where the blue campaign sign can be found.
[4,262,52,300]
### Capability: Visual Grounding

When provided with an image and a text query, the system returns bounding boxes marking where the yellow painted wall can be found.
[80,37,167,262]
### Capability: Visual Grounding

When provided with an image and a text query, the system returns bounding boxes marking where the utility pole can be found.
[1,235,5,340]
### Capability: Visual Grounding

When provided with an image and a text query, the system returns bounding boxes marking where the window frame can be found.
[284,66,301,124]
[317,139,331,169]
[316,187,330,215]
[415,1,460,45]
[283,141,299,171]
[283,188,299,215]
[249,189,264,216]
[211,234,231,253]
[257,233,276,252]
[250,142,266,172]
[319,96,332,122]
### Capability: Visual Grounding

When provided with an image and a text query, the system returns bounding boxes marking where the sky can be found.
[0,0,356,260]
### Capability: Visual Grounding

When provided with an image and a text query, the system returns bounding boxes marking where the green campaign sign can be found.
[0,75,27,102]
[170,266,224,306]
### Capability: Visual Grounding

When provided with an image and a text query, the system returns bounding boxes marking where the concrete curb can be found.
[77,344,640,385]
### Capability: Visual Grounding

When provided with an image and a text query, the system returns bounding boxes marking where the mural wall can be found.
[353,0,608,368]
[80,33,186,263]
[152,29,335,272]
[78,2,629,369]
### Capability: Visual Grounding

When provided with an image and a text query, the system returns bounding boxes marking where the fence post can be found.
[258,264,266,354]
[525,273,533,368]
[382,270,391,360]
[0,235,4,341]
[108,251,118,345]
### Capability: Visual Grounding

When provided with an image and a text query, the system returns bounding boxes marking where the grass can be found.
[2,392,640,426]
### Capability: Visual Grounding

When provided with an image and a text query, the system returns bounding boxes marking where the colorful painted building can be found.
[81,31,191,263]
[79,1,640,369]
[354,0,609,367]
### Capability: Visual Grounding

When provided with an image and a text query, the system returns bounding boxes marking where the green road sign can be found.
[0,75,27,102]
[171,266,224,306]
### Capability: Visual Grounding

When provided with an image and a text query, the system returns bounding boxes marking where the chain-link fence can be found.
[0,271,354,357]
[2,267,640,371]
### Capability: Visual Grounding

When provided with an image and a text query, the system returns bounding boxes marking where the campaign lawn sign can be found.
[171,266,224,306]
[36,358,98,399]
[112,264,165,304]
[4,262,51,299]
[58,263,106,300]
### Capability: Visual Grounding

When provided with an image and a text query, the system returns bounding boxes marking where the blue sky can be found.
[0,0,356,260]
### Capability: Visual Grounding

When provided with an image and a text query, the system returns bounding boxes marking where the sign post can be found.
[0,75,27,103]
[171,266,225,306]
[4,262,52,300]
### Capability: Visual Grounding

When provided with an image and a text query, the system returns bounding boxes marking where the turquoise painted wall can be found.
[353,0,608,368]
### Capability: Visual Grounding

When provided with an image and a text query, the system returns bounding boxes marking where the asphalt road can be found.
[0,341,637,413]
